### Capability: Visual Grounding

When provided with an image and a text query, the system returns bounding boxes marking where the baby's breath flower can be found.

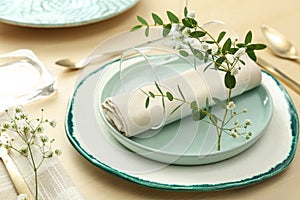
[54,147,62,156]
[36,126,44,133]
[49,120,57,128]
[233,47,246,58]
[20,146,28,157]
[17,193,28,200]
[226,101,236,110]
[231,130,238,138]
[243,109,248,113]
[245,119,252,126]
[187,10,195,18]
[230,67,239,76]
[40,135,49,143]
[44,150,53,158]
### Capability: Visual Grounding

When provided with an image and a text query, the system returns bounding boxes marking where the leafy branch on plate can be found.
[132,7,266,151]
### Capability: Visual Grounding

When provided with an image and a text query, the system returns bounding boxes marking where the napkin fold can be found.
[102,56,262,137]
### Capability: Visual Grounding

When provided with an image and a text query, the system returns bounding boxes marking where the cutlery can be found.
[261,25,300,61]
[256,57,300,95]
[0,137,34,199]
[55,28,164,69]
[55,50,124,69]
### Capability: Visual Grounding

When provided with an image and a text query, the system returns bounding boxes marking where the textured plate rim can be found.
[0,0,139,28]
[65,64,299,191]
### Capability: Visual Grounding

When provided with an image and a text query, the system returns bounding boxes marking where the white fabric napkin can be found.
[102,57,262,137]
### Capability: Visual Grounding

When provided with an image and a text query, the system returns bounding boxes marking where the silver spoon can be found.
[55,51,123,69]
[261,25,300,60]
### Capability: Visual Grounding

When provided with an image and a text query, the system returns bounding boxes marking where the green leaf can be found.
[236,43,245,48]
[130,25,142,32]
[152,13,163,25]
[224,71,236,89]
[203,62,213,72]
[255,43,267,50]
[145,26,150,37]
[195,51,204,60]
[206,97,211,112]
[190,31,206,38]
[212,97,227,109]
[145,97,150,108]
[209,114,218,124]
[190,101,198,110]
[244,31,252,44]
[155,82,163,95]
[217,31,226,43]
[179,50,189,57]
[149,91,155,98]
[184,7,188,17]
[215,56,225,68]
[177,85,185,100]
[239,59,246,65]
[171,103,183,115]
[137,16,148,25]
[246,50,257,61]
[166,92,174,101]
[163,24,172,37]
[182,18,197,28]
[247,44,257,50]
[167,11,179,23]
[222,38,232,54]
[228,47,238,55]
[192,110,207,121]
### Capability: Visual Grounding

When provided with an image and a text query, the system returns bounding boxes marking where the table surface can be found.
[1,0,300,199]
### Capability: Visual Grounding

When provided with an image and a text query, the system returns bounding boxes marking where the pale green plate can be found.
[97,56,273,165]
[0,0,139,28]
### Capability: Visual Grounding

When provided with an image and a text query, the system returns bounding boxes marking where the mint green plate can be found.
[97,56,273,165]
[0,0,138,28]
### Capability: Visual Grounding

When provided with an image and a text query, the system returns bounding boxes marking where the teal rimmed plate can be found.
[0,0,139,28]
[65,59,298,190]
[96,56,273,165]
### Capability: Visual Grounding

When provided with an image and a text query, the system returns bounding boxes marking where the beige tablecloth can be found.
[0,0,300,199]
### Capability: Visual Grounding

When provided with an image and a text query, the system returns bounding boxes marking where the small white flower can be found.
[19,146,28,157]
[243,109,248,113]
[182,28,191,36]
[187,10,195,18]
[36,126,44,133]
[17,193,28,200]
[44,150,53,158]
[231,131,238,138]
[54,147,62,156]
[210,44,219,55]
[40,135,49,143]
[245,119,252,126]
[226,101,236,110]
[230,67,239,76]
[234,47,246,58]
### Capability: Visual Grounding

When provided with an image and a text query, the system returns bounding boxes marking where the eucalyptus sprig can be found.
[0,107,61,200]
[132,7,266,151]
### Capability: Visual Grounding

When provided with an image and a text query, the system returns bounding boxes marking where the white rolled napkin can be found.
[102,57,261,137]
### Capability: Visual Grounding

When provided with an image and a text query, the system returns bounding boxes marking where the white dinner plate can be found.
[0,0,139,28]
[65,59,298,190]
